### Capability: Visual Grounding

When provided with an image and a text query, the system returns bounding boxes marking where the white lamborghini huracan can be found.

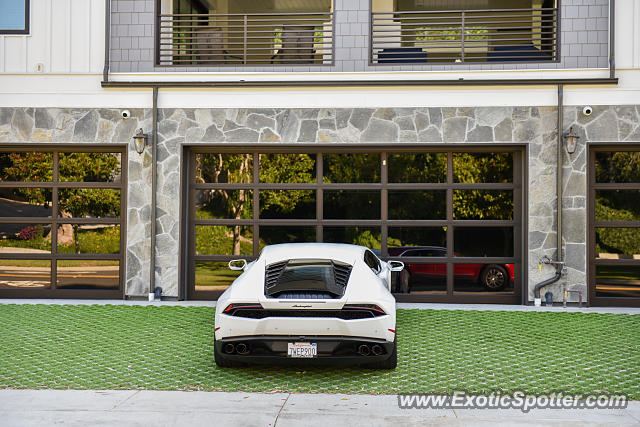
[214,243,404,369]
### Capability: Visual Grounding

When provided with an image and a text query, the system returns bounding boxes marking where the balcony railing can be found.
[371,8,558,65]
[157,12,334,66]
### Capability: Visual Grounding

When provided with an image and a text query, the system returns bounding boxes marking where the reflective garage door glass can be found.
[0,259,51,290]
[188,149,522,303]
[0,150,126,298]
[388,152,520,300]
[590,149,640,306]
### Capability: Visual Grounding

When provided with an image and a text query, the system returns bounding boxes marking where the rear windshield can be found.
[278,260,335,289]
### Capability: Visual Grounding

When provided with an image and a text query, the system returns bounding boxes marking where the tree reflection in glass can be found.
[323,153,380,183]
[196,153,317,255]
[453,190,513,220]
[196,154,253,255]
[259,153,315,183]
[388,153,446,183]
[453,152,513,183]
[595,151,640,183]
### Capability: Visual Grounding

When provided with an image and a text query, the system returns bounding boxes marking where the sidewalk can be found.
[1,390,638,426]
[2,298,640,315]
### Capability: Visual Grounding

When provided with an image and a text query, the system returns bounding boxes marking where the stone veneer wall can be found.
[1,105,639,301]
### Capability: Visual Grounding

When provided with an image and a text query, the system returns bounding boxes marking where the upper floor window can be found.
[0,0,29,34]
[157,0,334,66]
[371,0,558,65]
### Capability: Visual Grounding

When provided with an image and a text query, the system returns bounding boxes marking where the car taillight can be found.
[223,303,262,315]
[342,304,386,316]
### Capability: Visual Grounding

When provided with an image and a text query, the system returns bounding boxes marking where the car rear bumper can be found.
[215,313,396,342]
[215,335,395,365]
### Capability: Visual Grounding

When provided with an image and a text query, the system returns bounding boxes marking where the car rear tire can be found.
[364,336,397,369]
[480,264,508,291]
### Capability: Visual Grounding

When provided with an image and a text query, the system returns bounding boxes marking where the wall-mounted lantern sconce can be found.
[133,128,149,154]
[563,126,579,155]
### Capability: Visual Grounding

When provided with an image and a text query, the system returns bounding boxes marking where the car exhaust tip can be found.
[371,344,383,356]
[223,343,235,354]
[235,343,249,355]
[358,344,371,356]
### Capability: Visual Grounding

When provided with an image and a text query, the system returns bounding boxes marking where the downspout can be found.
[149,87,159,300]
[610,0,615,79]
[533,269,561,305]
[555,84,564,281]
[103,0,110,82]
[533,84,565,305]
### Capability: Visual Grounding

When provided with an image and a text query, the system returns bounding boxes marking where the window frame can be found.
[0,0,30,35]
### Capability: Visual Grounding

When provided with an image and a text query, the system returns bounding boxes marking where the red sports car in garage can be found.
[388,246,515,293]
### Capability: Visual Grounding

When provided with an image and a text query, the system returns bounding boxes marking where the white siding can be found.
[0,0,104,74]
[633,0,640,69]
[615,0,635,69]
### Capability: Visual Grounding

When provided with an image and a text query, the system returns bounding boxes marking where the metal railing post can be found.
[331,11,335,64]
[243,15,248,64]
[369,12,374,64]
[460,11,465,62]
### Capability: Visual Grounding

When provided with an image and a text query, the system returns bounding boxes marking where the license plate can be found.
[287,342,317,358]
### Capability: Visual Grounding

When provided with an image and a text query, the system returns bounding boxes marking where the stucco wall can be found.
[1,105,639,301]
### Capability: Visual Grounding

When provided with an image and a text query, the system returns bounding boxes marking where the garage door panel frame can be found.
[588,144,640,307]
[0,145,127,299]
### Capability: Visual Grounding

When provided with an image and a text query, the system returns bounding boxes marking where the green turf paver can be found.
[0,305,638,397]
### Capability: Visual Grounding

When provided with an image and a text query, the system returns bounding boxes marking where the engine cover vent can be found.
[264,259,352,299]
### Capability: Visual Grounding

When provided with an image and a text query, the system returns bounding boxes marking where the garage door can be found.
[0,147,126,298]
[589,147,640,307]
[184,146,523,303]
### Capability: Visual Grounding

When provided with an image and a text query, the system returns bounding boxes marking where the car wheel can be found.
[400,269,411,293]
[481,264,508,291]
[364,336,397,370]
